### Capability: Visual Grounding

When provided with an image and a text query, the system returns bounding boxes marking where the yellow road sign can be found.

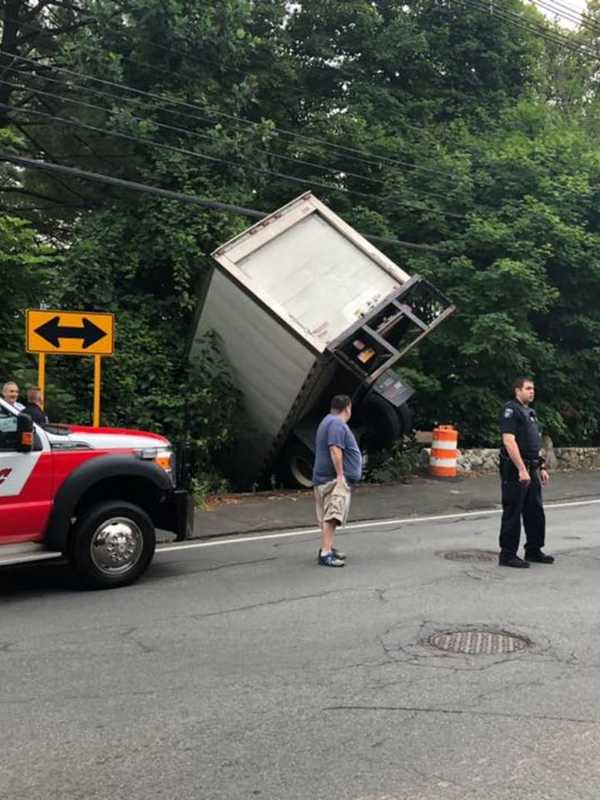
[26,309,114,356]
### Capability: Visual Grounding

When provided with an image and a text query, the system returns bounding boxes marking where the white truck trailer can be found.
[188,192,454,487]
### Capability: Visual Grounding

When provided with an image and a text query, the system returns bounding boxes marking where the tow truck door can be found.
[0,406,53,543]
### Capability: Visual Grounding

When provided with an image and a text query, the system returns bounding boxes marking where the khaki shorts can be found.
[314,479,352,526]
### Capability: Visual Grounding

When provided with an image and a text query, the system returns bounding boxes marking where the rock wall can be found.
[456,449,499,473]
[553,448,600,470]
[420,446,600,473]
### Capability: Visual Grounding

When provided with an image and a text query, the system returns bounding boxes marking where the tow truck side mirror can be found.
[16,413,34,453]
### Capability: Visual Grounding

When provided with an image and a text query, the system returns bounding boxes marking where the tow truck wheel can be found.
[69,501,156,589]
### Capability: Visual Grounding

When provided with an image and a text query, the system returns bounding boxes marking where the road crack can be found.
[192,587,357,619]
[323,704,597,725]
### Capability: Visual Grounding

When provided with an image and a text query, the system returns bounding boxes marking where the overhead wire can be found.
[1,8,440,137]
[0,62,461,204]
[13,2,587,228]
[531,0,600,43]
[530,0,587,28]
[0,18,463,183]
[462,0,570,47]
[0,152,448,252]
[3,3,589,196]
[530,0,597,32]
[462,0,599,58]
[7,3,596,257]
[8,3,596,123]
[0,98,470,220]
[0,45,458,183]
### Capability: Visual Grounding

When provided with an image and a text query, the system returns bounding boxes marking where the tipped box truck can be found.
[189,193,455,487]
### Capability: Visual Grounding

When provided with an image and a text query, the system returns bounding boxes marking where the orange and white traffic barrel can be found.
[429,426,458,477]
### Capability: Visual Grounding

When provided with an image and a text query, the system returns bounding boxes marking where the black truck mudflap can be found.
[173,488,194,540]
[156,487,194,541]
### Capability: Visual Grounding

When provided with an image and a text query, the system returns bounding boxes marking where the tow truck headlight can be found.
[135,447,175,483]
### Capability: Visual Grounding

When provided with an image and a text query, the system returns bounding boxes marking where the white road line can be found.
[157,496,600,554]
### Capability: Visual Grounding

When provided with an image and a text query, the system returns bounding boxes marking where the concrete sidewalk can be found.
[188,469,600,540]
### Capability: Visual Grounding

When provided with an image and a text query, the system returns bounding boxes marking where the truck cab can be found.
[0,398,193,588]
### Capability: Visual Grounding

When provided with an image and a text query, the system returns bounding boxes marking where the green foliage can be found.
[364,435,422,484]
[192,473,232,511]
[408,105,600,445]
[0,214,56,385]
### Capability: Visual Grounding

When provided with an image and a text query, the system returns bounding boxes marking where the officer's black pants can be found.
[499,465,545,556]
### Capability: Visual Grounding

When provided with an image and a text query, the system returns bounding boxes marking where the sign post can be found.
[93,355,102,428]
[37,352,46,407]
[26,309,115,427]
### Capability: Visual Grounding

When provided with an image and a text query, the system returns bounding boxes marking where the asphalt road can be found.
[2,499,600,800]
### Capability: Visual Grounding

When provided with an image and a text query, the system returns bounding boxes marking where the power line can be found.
[6,2,579,227]
[530,0,585,28]
[104,26,446,140]
[0,63,460,205]
[0,43,461,183]
[0,99,470,220]
[530,0,591,30]
[531,0,600,40]
[463,0,598,58]
[464,0,571,49]
[1,9,439,138]
[0,152,447,252]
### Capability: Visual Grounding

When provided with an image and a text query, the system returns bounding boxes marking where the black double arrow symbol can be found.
[35,316,107,349]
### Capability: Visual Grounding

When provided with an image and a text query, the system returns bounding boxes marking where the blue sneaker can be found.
[318,547,346,563]
[319,551,345,567]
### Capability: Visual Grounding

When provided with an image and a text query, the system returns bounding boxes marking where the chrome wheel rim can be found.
[90,517,144,576]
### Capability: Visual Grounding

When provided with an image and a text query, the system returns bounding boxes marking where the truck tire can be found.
[278,440,314,489]
[360,394,403,452]
[69,501,156,589]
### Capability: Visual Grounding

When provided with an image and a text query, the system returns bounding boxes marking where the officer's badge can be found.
[504,408,513,418]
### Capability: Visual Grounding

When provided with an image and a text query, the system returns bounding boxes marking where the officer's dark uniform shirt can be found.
[499,400,542,461]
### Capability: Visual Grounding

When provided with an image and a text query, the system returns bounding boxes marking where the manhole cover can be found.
[428,629,530,655]
[442,549,497,562]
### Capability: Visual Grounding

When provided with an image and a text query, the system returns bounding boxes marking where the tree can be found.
[403,100,600,445]
[0,132,56,388]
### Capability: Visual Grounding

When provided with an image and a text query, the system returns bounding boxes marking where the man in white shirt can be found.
[2,381,25,411]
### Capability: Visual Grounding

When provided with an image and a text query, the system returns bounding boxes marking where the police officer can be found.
[498,376,554,568]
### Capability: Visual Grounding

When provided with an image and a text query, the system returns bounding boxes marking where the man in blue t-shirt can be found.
[312,394,363,567]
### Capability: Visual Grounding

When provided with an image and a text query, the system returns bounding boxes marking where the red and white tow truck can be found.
[0,397,193,588]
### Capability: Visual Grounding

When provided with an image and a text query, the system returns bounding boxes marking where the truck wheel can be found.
[278,441,314,489]
[360,395,403,452]
[69,501,156,589]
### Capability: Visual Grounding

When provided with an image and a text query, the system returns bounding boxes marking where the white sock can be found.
[320,550,332,557]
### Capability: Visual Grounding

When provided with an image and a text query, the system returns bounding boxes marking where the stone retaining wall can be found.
[419,446,600,473]
[457,449,499,472]
[552,448,600,471]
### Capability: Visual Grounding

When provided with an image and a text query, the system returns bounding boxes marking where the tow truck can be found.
[0,398,193,588]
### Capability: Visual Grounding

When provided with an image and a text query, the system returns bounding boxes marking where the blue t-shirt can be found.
[312,413,363,486]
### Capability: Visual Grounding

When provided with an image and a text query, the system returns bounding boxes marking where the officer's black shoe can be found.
[498,553,530,568]
[525,550,555,564]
